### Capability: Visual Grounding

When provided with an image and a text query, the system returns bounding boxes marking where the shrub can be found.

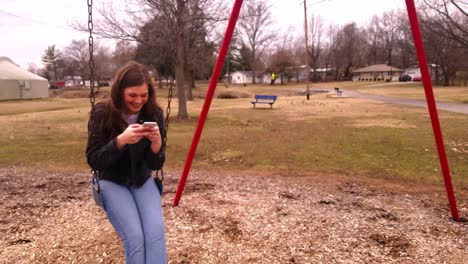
[217,91,251,99]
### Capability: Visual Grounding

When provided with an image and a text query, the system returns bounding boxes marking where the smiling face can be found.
[122,83,149,114]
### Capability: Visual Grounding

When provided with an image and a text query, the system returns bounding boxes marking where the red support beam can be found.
[172,0,461,221]
[173,0,244,206]
[404,0,459,221]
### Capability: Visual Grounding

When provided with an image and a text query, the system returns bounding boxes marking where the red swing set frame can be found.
[172,0,460,221]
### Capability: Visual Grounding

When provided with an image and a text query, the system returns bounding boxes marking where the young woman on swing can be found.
[86,61,167,263]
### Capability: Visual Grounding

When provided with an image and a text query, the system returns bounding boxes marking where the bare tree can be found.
[143,0,223,117]
[184,3,216,100]
[321,24,339,81]
[112,41,136,71]
[78,0,224,119]
[426,28,464,86]
[237,0,274,84]
[269,32,295,84]
[420,0,468,48]
[89,0,189,117]
[333,23,368,79]
[62,57,80,83]
[64,40,90,82]
[418,0,467,86]
[395,11,416,69]
[364,15,384,65]
[219,29,241,83]
[288,40,304,82]
[94,44,114,84]
[421,11,465,86]
[308,15,324,81]
[379,10,402,66]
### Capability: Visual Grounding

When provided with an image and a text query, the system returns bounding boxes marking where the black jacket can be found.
[86,104,165,187]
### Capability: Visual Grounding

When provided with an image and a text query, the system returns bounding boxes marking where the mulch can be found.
[1,166,467,263]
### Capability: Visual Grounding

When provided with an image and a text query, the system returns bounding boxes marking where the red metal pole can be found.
[173,0,244,206]
[404,0,459,221]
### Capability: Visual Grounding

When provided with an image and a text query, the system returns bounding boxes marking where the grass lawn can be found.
[1,83,467,189]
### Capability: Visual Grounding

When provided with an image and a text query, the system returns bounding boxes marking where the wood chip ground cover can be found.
[1,167,467,263]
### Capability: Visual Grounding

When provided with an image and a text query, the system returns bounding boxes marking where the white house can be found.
[403,64,440,80]
[0,57,48,100]
[230,71,271,84]
[64,75,83,87]
[352,64,403,81]
[230,67,337,84]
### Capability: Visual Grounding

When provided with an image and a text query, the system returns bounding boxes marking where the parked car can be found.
[399,75,412,82]
[48,81,65,89]
[412,76,422,81]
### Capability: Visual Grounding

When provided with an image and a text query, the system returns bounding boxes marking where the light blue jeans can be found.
[93,177,167,264]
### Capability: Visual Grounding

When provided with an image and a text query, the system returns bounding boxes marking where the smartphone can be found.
[143,122,159,129]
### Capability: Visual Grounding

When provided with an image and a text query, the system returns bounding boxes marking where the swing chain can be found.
[164,81,173,146]
[88,0,96,103]
[86,0,171,190]
[87,0,100,193]
[156,79,173,181]
[87,0,95,107]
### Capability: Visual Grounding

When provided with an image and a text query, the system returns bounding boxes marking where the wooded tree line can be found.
[36,0,467,119]
[264,0,467,86]
[33,40,135,85]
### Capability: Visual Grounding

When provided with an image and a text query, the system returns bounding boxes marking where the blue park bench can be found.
[251,94,277,109]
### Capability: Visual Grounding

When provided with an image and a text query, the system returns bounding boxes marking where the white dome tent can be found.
[0,57,48,100]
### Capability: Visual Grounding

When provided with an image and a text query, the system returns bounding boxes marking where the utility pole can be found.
[303,0,311,100]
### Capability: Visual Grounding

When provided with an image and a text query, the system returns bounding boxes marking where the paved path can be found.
[341,90,468,115]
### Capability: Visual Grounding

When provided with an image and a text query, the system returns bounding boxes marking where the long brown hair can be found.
[91,61,162,140]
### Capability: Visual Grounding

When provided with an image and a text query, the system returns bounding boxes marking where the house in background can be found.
[403,64,440,81]
[230,71,270,84]
[352,64,403,81]
[64,75,83,87]
[229,67,337,84]
[0,57,48,100]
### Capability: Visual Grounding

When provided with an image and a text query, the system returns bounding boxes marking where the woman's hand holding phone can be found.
[143,122,162,153]
[116,124,149,149]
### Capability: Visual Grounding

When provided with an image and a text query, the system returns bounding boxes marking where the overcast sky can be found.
[1,0,405,69]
